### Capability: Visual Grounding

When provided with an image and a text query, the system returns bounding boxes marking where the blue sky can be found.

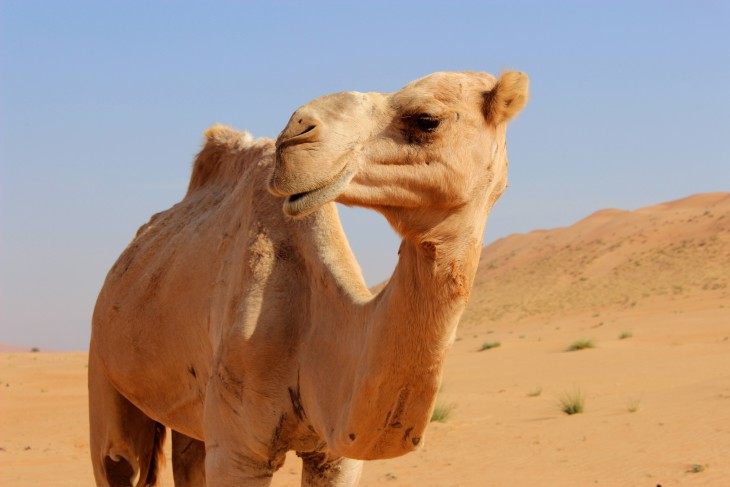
[1,1,728,350]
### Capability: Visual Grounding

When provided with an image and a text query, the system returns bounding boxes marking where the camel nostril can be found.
[276,123,319,149]
[294,125,317,138]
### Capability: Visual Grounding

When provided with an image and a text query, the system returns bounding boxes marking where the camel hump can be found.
[187,124,263,193]
[203,123,254,147]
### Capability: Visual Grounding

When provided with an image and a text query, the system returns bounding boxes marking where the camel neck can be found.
[365,218,485,369]
[298,203,486,458]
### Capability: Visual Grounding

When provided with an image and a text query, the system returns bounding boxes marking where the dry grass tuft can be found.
[627,397,641,413]
[559,388,585,415]
[565,339,595,352]
[430,399,456,423]
[480,341,501,351]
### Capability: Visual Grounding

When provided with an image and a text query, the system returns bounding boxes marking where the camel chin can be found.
[283,161,356,218]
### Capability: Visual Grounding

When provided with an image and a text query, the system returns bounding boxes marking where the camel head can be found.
[269,71,528,237]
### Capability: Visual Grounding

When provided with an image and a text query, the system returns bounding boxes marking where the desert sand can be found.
[2,193,729,486]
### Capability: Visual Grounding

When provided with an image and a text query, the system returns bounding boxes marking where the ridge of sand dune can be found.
[463,192,730,327]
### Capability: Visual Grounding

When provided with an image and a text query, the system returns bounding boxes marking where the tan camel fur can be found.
[89,70,529,486]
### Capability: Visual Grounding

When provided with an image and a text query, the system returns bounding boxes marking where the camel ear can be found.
[483,71,529,124]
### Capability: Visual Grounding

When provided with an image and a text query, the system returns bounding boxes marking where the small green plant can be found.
[688,464,706,473]
[527,386,542,397]
[565,339,595,352]
[627,397,641,413]
[559,388,585,415]
[480,341,501,351]
[385,472,398,480]
[430,399,455,423]
[619,331,633,340]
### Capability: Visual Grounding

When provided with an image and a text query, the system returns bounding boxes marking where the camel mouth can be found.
[283,162,355,218]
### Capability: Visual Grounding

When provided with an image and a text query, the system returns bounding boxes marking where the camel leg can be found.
[203,441,280,487]
[88,353,166,487]
[172,430,206,486]
[298,451,363,487]
[202,364,285,486]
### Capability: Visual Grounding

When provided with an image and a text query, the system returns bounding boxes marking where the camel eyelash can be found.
[402,113,442,133]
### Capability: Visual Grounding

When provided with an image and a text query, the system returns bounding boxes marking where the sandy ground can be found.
[2,297,728,486]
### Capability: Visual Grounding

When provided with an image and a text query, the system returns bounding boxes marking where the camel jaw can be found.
[282,161,356,218]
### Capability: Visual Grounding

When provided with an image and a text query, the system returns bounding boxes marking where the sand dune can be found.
[1,193,729,486]
[463,192,730,327]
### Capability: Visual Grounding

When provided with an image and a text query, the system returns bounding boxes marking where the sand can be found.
[2,193,729,486]
[2,301,728,486]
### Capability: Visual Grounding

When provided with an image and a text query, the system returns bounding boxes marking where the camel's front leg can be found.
[203,366,287,486]
[298,451,363,487]
[204,443,278,486]
[172,430,206,486]
[203,403,284,487]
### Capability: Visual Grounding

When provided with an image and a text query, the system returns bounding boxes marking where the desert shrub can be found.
[480,341,501,351]
[627,397,641,413]
[430,399,455,423]
[559,388,585,415]
[565,339,595,352]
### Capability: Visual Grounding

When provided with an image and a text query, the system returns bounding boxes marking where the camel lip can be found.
[283,162,355,218]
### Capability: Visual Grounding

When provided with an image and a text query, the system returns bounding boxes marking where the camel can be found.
[89,70,529,486]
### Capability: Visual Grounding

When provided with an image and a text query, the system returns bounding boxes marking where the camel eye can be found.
[414,114,440,132]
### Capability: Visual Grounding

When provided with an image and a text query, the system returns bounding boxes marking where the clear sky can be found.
[1,1,728,350]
